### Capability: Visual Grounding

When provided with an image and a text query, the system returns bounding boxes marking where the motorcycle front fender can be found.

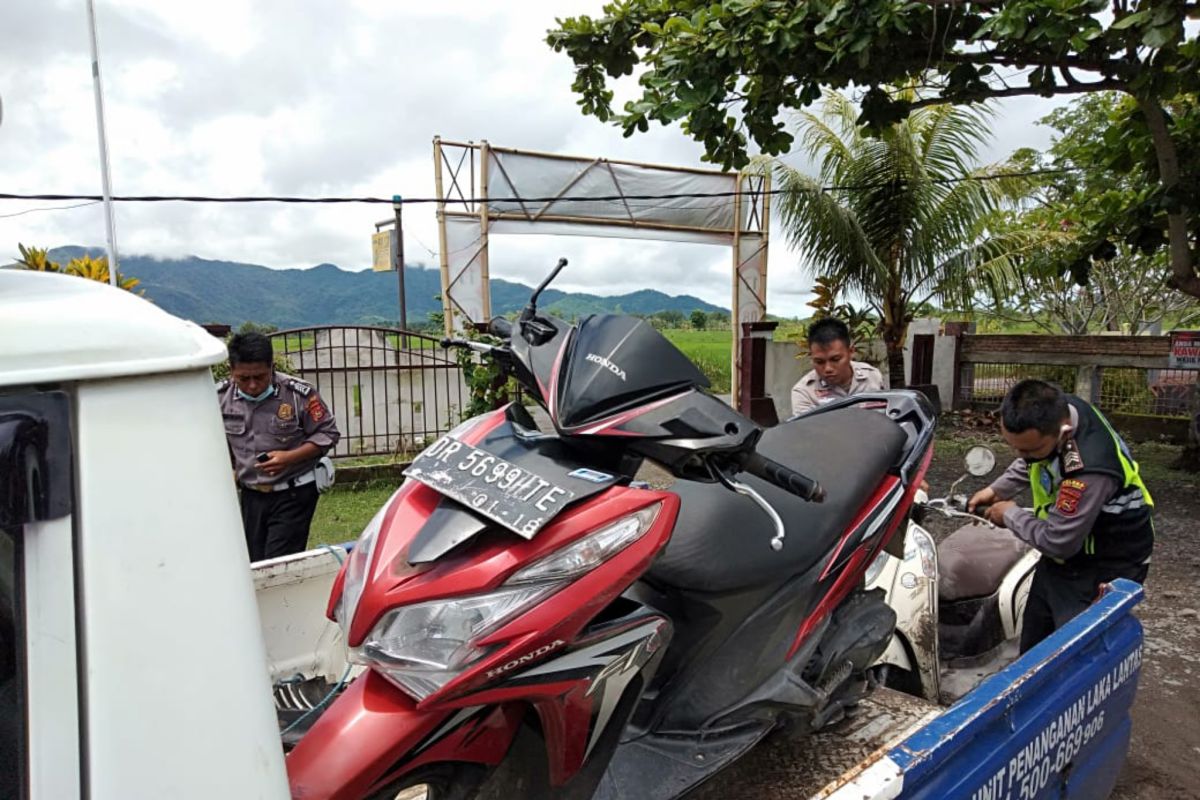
[287,669,522,800]
[873,522,941,701]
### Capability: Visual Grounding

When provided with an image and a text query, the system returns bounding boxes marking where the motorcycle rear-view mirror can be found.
[964,445,997,477]
[521,257,568,322]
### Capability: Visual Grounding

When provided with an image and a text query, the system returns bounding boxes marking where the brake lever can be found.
[713,463,786,551]
[440,337,506,356]
[921,499,996,528]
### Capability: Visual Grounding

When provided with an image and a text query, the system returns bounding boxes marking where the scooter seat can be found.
[938,523,1032,601]
[647,407,909,593]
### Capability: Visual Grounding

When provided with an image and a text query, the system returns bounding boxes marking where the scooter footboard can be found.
[287,669,523,800]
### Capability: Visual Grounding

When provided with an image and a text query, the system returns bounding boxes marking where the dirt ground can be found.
[922,422,1200,800]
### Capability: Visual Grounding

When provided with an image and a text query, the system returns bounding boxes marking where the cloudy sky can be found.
[0,0,1069,316]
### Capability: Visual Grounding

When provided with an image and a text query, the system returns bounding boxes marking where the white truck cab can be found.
[1,271,289,798]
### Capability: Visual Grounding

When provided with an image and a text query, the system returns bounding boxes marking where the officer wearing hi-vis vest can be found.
[969,379,1153,653]
[218,333,340,562]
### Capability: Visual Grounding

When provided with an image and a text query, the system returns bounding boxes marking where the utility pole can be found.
[85,0,121,287]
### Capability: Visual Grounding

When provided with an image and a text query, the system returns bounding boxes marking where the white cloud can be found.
[0,1,1061,317]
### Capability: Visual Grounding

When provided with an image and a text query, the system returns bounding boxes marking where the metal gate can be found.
[270,326,467,460]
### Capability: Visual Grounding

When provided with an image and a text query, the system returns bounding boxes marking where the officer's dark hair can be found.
[807,318,852,348]
[228,332,275,367]
[1000,379,1070,436]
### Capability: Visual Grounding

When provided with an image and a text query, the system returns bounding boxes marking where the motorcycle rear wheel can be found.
[365,763,487,800]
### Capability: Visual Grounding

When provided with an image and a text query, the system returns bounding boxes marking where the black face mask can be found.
[1031,427,1072,466]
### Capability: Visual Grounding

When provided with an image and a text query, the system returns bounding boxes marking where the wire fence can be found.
[958,362,1078,408]
[959,362,1197,419]
[270,326,468,460]
[1099,367,1198,417]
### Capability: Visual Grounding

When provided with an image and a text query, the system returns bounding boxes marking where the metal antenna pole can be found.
[393,195,407,347]
[85,0,120,286]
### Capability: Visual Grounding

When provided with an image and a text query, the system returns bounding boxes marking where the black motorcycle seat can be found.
[647,407,909,593]
[938,523,1033,601]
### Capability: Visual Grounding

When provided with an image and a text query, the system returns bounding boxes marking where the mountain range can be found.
[38,246,725,329]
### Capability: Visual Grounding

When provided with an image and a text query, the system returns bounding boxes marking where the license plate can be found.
[403,436,577,538]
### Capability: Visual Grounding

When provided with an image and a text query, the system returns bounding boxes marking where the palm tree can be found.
[766,90,1040,387]
[16,244,61,272]
[65,253,142,293]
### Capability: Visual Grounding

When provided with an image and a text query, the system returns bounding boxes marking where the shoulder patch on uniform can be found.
[1061,437,1085,473]
[1056,479,1087,516]
[286,379,312,397]
[306,394,327,422]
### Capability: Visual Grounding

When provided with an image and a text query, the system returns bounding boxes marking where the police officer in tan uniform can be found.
[790,318,884,416]
[218,333,340,561]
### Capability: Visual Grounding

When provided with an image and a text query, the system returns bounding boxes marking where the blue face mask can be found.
[237,383,276,403]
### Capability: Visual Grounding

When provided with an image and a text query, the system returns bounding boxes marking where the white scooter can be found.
[867,446,1041,703]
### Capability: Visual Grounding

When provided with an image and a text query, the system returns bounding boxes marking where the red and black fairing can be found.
[287,302,938,800]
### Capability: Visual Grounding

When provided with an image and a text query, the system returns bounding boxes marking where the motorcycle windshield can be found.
[557,315,708,429]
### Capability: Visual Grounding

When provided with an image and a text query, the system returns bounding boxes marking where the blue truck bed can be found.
[827,578,1145,800]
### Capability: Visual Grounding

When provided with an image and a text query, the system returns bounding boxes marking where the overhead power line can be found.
[0,201,102,219]
[0,168,1073,209]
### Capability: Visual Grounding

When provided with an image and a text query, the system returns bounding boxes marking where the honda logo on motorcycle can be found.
[486,640,567,679]
[586,353,627,381]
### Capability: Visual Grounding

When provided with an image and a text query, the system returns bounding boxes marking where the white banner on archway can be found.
[433,138,771,402]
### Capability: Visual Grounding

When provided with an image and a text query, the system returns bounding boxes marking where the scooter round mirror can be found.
[964,446,996,477]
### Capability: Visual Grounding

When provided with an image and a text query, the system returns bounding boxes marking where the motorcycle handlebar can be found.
[743,452,826,503]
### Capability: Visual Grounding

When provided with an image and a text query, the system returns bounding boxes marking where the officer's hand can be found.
[256,450,292,478]
[968,486,997,513]
[985,500,1016,527]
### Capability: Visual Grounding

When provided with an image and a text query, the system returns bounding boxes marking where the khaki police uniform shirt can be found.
[790,361,884,416]
[217,371,340,488]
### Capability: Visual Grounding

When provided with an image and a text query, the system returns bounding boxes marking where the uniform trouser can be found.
[239,483,320,562]
[1019,558,1150,654]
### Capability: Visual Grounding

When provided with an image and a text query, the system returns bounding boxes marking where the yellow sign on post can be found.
[372,230,396,272]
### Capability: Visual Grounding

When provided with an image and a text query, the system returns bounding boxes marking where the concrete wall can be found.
[903,318,959,411]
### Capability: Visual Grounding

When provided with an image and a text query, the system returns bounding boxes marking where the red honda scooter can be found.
[287,259,935,800]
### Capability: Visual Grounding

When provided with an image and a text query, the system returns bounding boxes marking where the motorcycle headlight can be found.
[864,550,891,587]
[353,583,558,700]
[508,503,660,584]
[333,489,399,633]
[353,503,661,700]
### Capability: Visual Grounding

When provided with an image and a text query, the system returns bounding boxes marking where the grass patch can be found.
[663,329,733,393]
[1129,441,1197,491]
[337,453,416,468]
[309,481,398,548]
[936,424,1195,490]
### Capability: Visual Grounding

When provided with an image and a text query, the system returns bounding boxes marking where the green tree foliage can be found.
[762,90,1035,386]
[236,321,279,335]
[690,309,708,329]
[991,93,1200,333]
[652,309,686,329]
[805,275,879,347]
[547,0,1200,299]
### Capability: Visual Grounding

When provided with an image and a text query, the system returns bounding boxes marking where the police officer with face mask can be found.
[968,379,1153,652]
[218,333,340,561]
